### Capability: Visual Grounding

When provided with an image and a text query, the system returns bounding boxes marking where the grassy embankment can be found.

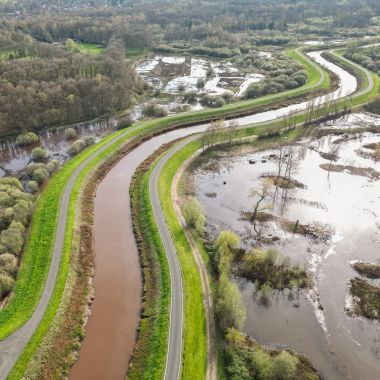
[0,47,334,378]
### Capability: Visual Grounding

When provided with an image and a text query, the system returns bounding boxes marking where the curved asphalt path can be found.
[0,50,373,380]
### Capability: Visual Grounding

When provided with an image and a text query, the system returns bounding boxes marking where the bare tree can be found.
[250,179,272,233]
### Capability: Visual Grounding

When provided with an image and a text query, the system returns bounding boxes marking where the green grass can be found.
[126,48,149,62]
[128,161,171,380]
[0,47,367,378]
[330,49,379,106]
[76,42,104,55]
[157,141,207,380]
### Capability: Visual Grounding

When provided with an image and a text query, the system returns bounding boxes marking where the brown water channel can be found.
[192,114,380,380]
[70,51,359,379]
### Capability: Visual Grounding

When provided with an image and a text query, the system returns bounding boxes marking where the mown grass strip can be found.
[157,141,207,380]
[128,150,172,380]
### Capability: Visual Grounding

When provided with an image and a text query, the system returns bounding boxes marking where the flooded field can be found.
[192,113,380,379]
[136,55,265,96]
[0,118,116,177]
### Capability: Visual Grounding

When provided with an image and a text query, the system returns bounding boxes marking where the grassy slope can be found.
[157,141,207,380]
[128,161,171,380]
[0,47,337,378]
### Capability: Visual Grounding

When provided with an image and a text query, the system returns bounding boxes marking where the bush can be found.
[142,102,168,117]
[46,159,60,173]
[15,132,39,147]
[27,180,39,193]
[197,77,205,89]
[0,271,15,298]
[272,351,298,380]
[26,162,47,177]
[0,208,13,230]
[83,135,96,147]
[68,139,86,155]
[0,221,25,256]
[64,127,77,140]
[0,253,17,277]
[214,231,240,275]
[216,275,246,330]
[32,168,49,184]
[0,177,23,191]
[31,147,48,161]
[12,201,30,226]
[214,96,226,107]
[117,114,134,129]
[0,192,12,207]
[182,197,205,234]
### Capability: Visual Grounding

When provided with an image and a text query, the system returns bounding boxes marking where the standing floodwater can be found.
[192,114,380,380]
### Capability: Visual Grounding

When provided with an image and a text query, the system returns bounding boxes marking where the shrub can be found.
[26,162,47,177]
[64,128,77,140]
[272,351,298,380]
[83,135,96,147]
[0,192,12,207]
[27,180,39,193]
[117,114,134,129]
[12,201,30,226]
[0,271,15,298]
[0,221,25,256]
[32,168,49,184]
[15,132,39,147]
[142,102,168,117]
[216,275,246,330]
[251,349,274,379]
[182,197,205,234]
[31,147,48,161]
[214,96,226,107]
[68,139,86,155]
[197,77,205,89]
[0,208,13,230]
[46,159,60,173]
[0,177,23,191]
[214,231,240,275]
[0,253,17,277]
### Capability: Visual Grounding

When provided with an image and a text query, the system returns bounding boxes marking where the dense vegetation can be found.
[0,35,139,137]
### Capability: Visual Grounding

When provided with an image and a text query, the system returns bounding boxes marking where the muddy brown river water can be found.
[193,117,380,380]
[70,51,362,379]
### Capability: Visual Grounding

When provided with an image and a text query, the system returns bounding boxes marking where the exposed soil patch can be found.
[319,163,380,180]
[241,211,332,241]
[348,277,380,320]
[261,174,306,189]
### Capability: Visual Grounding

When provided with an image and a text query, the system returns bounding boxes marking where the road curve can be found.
[0,50,372,380]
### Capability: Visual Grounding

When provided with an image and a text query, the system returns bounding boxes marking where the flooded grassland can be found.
[188,113,380,380]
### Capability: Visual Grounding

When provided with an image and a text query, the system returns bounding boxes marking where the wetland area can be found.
[190,113,380,380]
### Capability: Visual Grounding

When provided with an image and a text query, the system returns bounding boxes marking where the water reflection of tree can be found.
[272,145,299,216]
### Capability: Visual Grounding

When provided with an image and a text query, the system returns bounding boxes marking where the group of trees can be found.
[0,35,139,137]
[345,45,380,76]
[0,178,33,299]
